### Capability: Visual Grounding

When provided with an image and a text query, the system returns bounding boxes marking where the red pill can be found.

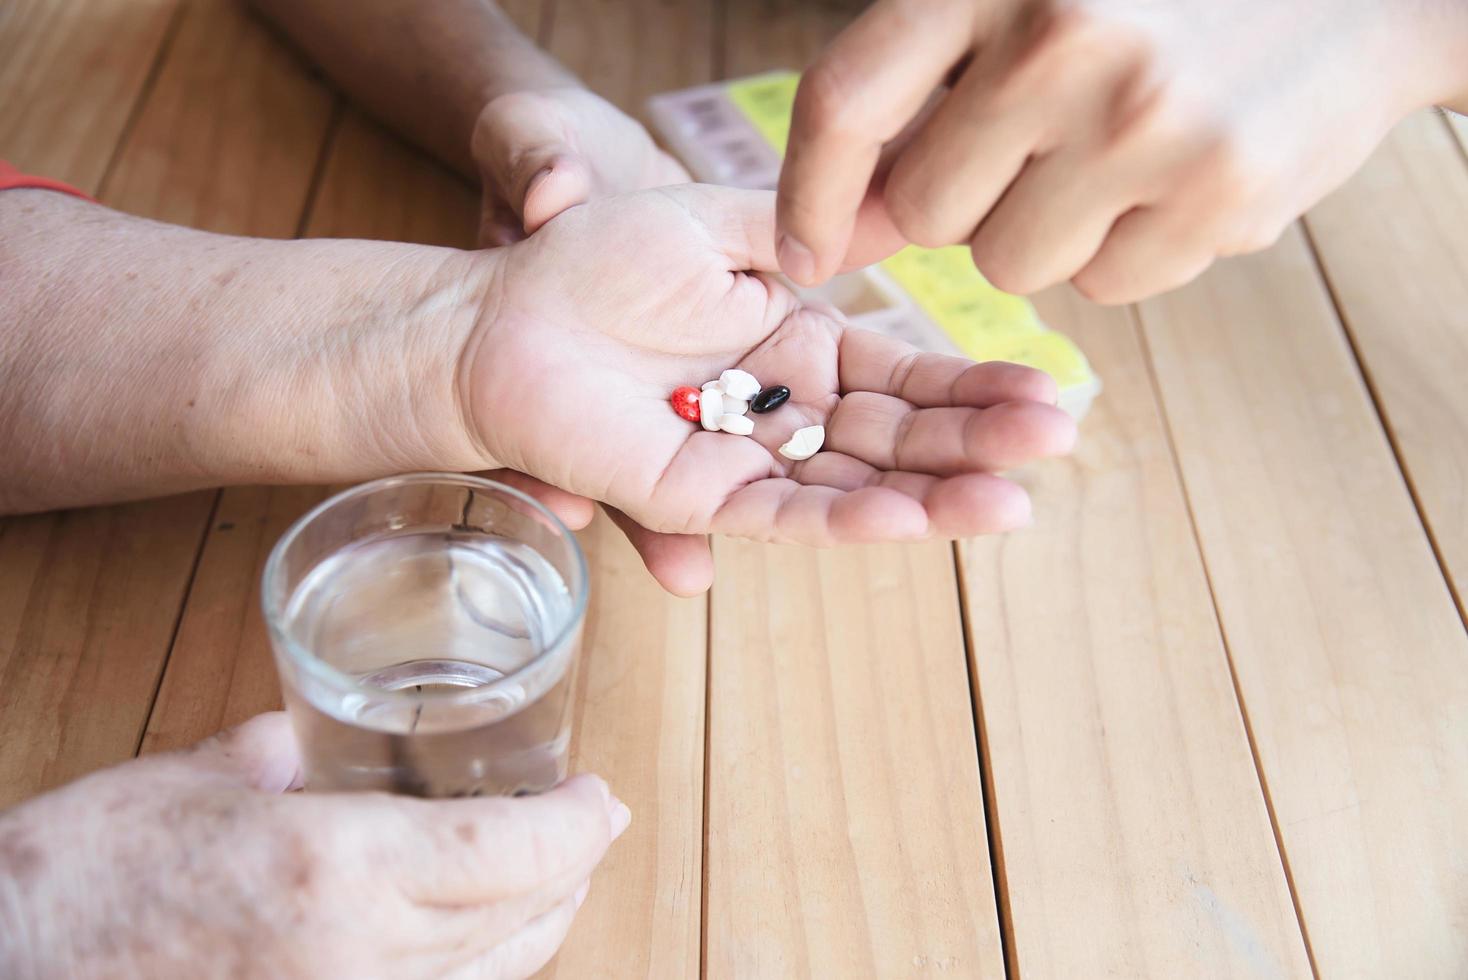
[670,385,701,422]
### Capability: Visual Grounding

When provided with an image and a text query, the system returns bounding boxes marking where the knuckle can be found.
[883,173,954,248]
[1195,131,1275,206]
[968,237,1033,297]
[793,60,864,139]
[1071,267,1132,306]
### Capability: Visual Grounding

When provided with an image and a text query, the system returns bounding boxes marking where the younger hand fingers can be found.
[827,392,1076,475]
[1071,205,1219,305]
[838,330,1058,407]
[778,0,980,284]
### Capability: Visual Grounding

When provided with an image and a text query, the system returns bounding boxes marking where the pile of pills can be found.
[670,370,824,461]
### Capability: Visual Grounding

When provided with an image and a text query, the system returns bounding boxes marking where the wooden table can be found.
[4,1,1467,976]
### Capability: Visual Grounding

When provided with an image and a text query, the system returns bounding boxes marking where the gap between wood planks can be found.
[952,542,1020,980]
[1298,132,1468,632]
[1132,305,1323,980]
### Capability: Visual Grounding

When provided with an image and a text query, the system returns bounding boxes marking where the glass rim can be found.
[261,472,590,708]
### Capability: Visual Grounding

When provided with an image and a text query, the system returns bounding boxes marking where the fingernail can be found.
[574,880,591,909]
[777,232,817,286]
[526,166,553,196]
[609,800,632,839]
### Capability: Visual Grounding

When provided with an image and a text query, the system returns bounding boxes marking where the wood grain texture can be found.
[1140,227,1468,977]
[0,0,336,803]
[1304,110,1468,610]
[0,0,178,190]
[960,291,1311,977]
[546,0,714,113]
[0,496,212,806]
[537,515,706,979]
[99,0,335,232]
[706,542,1005,978]
[704,7,1001,976]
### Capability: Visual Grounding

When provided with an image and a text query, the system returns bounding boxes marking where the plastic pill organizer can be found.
[647,71,1101,419]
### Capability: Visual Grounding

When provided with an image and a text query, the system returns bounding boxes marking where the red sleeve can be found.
[0,160,94,202]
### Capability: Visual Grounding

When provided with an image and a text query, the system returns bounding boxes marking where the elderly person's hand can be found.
[1,184,1071,594]
[471,87,690,246]
[0,713,628,980]
[776,0,1468,302]
[468,184,1074,567]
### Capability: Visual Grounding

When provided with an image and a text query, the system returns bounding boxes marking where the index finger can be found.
[381,774,628,907]
[777,0,979,286]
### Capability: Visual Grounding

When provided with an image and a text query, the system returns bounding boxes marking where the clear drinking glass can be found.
[262,473,588,798]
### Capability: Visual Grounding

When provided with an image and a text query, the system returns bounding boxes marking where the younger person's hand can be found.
[464,185,1075,590]
[777,0,1468,302]
[0,714,628,980]
[472,87,690,246]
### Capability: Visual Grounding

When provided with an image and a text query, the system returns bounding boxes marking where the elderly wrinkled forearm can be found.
[0,191,495,513]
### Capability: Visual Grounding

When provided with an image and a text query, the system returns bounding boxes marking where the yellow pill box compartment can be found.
[647,71,1101,420]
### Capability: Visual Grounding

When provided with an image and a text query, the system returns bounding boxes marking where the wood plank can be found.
[1140,227,1468,976]
[0,0,336,805]
[545,0,714,114]
[959,291,1311,976]
[99,0,335,233]
[1303,110,1468,611]
[537,516,706,979]
[704,6,1004,975]
[0,496,212,808]
[0,0,178,190]
[706,542,1005,977]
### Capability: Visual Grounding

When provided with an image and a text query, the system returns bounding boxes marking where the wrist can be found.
[193,240,501,485]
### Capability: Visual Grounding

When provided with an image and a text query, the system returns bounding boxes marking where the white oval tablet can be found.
[718,413,754,435]
[719,369,761,402]
[723,397,750,416]
[778,424,825,461]
[700,389,725,431]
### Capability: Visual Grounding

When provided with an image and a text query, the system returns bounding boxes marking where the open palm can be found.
[466,185,1074,555]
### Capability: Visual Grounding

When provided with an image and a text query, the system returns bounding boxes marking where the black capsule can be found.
[750,385,791,414]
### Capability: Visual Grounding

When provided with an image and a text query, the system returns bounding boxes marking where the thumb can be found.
[520,158,594,233]
[179,712,304,794]
[602,505,714,597]
[475,95,594,233]
[646,184,783,272]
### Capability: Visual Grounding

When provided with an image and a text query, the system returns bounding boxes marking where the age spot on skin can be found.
[0,824,46,882]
